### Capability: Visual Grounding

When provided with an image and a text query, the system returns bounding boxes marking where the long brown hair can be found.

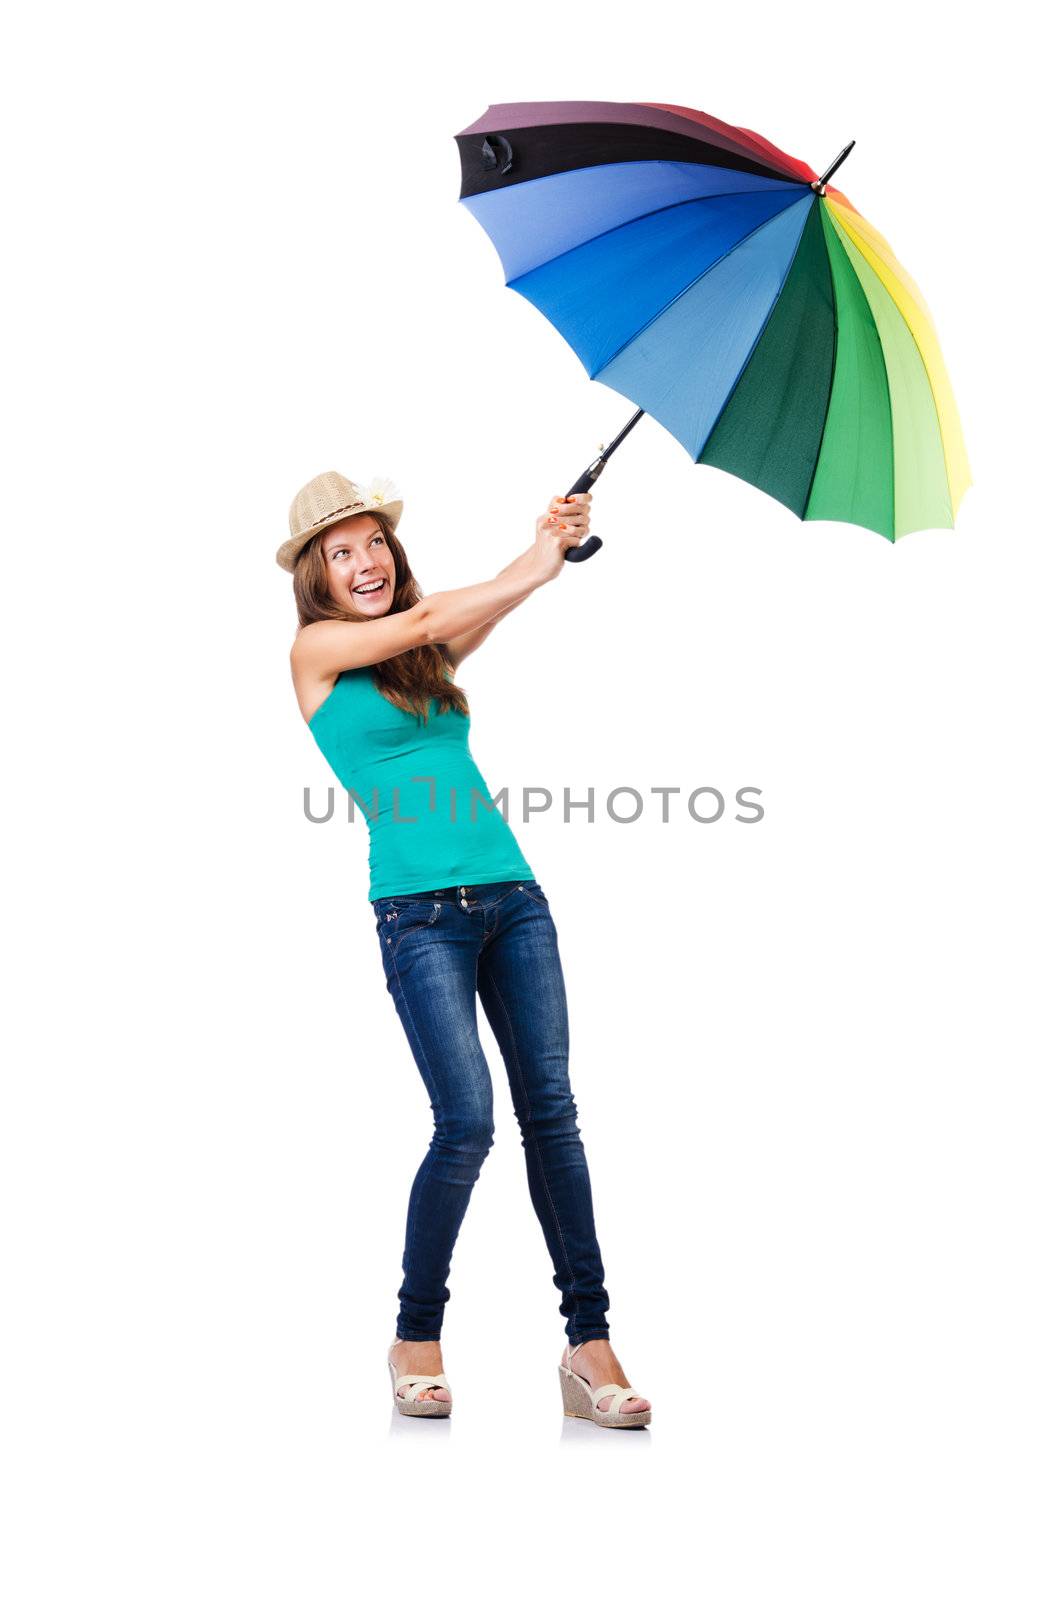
[292,510,469,723]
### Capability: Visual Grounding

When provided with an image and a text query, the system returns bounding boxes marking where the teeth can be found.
[354,579,385,594]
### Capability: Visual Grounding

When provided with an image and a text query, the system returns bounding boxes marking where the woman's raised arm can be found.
[291,562,532,686]
[291,502,587,686]
[420,493,593,671]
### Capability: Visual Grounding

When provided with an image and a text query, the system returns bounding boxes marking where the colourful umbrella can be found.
[454,100,971,557]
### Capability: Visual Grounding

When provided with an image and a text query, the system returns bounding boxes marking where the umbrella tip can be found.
[812,138,856,194]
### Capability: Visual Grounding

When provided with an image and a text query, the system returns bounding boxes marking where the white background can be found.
[4,2,1057,1595]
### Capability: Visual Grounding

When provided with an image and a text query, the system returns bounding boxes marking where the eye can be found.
[330,547,349,560]
[371,535,384,547]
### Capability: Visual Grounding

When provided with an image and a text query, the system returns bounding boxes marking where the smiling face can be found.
[320,513,397,617]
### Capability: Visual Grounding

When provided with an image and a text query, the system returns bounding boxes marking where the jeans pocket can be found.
[519,880,549,907]
[388,898,443,950]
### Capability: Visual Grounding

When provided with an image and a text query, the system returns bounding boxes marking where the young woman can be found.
[278,470,650,1429]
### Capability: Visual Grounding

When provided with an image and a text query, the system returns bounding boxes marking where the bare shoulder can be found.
[289,618,331,664]
[290,627,336,725]
[290,607,429,684]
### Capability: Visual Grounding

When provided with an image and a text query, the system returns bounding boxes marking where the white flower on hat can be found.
[366,474,399,508]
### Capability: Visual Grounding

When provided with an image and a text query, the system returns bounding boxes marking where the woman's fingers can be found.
[548,492,591,529]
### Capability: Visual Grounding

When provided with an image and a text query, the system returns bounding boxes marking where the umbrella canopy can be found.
[454,100,971,542]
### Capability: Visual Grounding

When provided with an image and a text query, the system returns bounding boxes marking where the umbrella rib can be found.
[824,204,901,538]
[799,219,841,520]
[591,191,812,382]
[693,209,820,463]
[504,177,805,286]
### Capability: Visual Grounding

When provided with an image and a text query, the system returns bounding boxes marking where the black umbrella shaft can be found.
[598,406,645,463]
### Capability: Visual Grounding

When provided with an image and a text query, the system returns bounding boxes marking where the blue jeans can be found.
[373,878,611,1347]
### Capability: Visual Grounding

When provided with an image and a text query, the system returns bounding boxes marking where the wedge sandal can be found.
[558,1343,651,1428]
[387,1339,452,1418]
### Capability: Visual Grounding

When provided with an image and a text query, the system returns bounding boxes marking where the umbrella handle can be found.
[562,464,604,562]
[563,406,647,563]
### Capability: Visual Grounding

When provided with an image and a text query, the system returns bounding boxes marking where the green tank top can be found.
[306,668,534,901]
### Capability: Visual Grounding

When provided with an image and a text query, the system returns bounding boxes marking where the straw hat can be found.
[277,470,404,572]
